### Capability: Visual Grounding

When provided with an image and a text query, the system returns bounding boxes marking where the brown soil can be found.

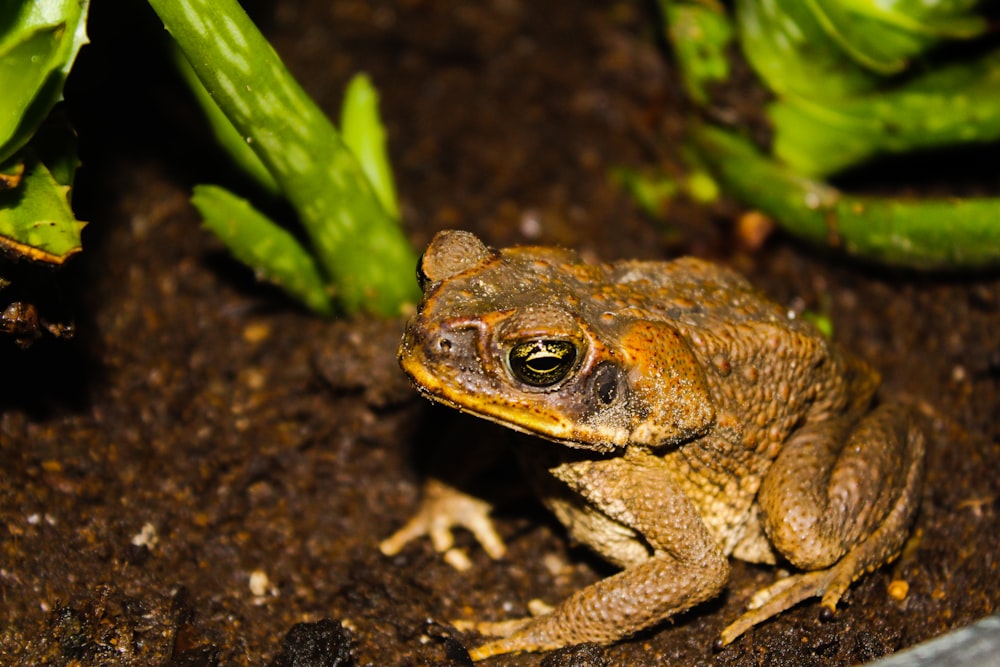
[2,1,998,666]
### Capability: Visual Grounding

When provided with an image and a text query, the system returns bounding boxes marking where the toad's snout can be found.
[399,317,489,386]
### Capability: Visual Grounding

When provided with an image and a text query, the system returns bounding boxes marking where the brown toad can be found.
[384,230,924,660]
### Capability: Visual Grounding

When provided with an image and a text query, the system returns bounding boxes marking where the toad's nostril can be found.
[438,337,453,353]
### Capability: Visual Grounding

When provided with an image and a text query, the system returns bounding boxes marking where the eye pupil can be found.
[508,340,577,387]
[527,355,561,373]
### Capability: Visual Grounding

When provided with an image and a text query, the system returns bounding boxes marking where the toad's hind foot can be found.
[458,613,565,661]
[455,600,557,660]
[719,568,840,646]
[722,404,926,646]
[720,514,901,648]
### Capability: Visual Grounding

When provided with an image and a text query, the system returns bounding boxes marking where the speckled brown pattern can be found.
[393,231,925,658]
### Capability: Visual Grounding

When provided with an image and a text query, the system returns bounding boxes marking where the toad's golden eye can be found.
[507,340,578,387]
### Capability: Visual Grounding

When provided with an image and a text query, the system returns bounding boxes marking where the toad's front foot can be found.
[380,478,506,569]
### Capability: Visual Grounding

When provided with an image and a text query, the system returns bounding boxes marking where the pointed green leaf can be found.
[193,185,333,315]
[340,73,399,220]
[659,0,734,105]
[0,154,85,263]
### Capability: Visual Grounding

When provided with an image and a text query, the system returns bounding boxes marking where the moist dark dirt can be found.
[2,1,998,666]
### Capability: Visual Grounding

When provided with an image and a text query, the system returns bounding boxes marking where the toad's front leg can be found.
[721,403,925,645]
[468,447,730,660]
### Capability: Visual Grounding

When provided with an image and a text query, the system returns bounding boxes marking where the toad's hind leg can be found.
[721,403,925,645]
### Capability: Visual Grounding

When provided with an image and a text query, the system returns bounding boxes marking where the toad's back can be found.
[500,246,818,340]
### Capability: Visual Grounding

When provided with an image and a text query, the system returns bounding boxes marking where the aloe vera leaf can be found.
[340,73,399,221]
[193,185,333,315]
[147,0,420,316]
[175,52,280,195]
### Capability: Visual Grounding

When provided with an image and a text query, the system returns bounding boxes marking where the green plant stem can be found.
[692,124,1000,269]
[146,0,419,316]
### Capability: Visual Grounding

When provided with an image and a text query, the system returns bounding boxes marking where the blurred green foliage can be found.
[658,0,1000,269]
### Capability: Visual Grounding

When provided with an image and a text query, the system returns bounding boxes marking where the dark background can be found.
[1,1,998,665]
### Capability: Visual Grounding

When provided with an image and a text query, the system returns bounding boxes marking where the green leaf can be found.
[610,165,679,219]
[148,0,420,316]
[193,185,333,315]
[0,25,62,156]
[0,0,90,165]
[736,0,986,99]
[771,49,1000,176]
[659,0,734,105]
[835,0,984,40]
[175,50,280,194]
[737,0,879,100]
[0,153,85,264]
[340,73,399,220]
[804,0,927,74]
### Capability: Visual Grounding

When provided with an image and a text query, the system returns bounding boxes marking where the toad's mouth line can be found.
[400,355,621,453]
